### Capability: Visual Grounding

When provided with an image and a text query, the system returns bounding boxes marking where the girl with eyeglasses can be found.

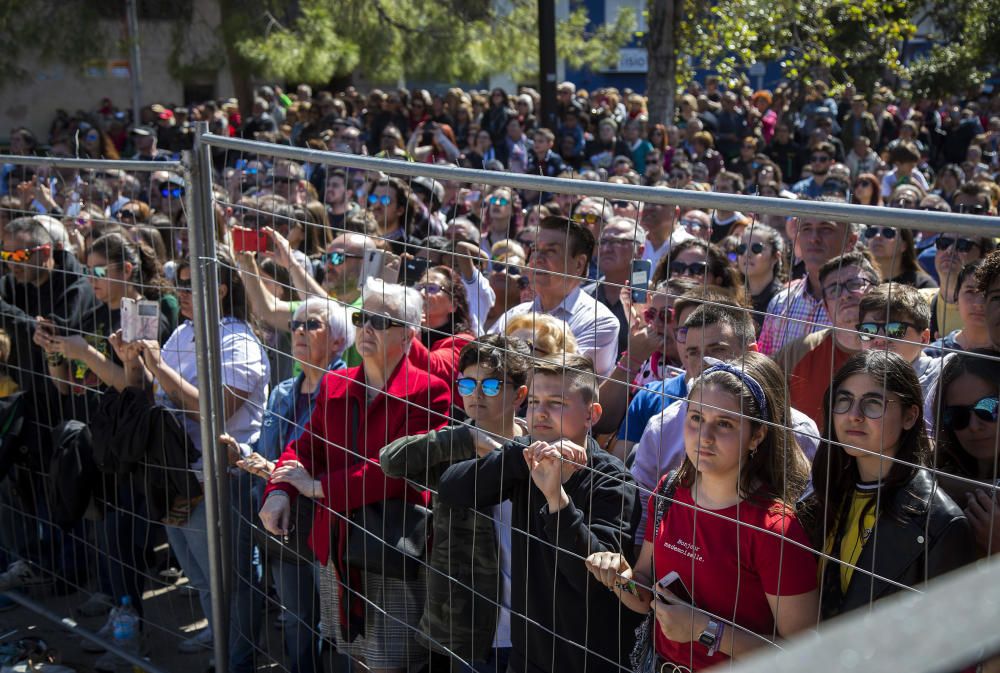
[863,200,938,290]
[932,351,1000,558]
[805,350,974,620]
[736,223,784,334]
[849,173,882,206]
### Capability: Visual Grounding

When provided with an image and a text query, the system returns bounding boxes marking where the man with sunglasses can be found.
[774,251,880,426]
[0,216,98,592]
[791,141,838,197]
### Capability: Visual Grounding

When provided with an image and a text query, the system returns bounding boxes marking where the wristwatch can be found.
[698,618,722,656]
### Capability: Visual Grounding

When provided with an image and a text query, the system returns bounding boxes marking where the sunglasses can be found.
[160,187,184,198]
[856,321,914,341]
[935,237,978,253]
[351,311,404,330]
[573,212,602,226]
[736,241,765,255]
[611,200,633,209]
[669,171,687,180]
[864,226,897,240]
[415,282,449,295]
[320,251,363,266]
[822,277,875,300]
[956,203,987,215]
[174,277,193,293]
[811,154,831,162]
[854,181,876,189]
[368,194,392,206]
[87,265,110,278]
[942,396,999,431]
[117,210,141,222]
[678,218,707,232]
[271,175,297,185]
[491,262,521,276]
[242,167,260,176]
[456,376,507,397]
[643,307,670,324]
[669,260,709,277]
[488,196,510,207]
[832,392,895,420]
[290,318,325,332]
[919,205,947,212]
[0,244,50,263]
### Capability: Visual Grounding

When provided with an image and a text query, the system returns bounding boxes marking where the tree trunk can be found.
[646,0,678,126]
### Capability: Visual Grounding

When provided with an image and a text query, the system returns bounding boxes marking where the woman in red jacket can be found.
[409,266,475,400]
[260,278,450,673]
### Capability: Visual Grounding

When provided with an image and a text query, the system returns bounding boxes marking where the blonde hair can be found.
[505,314,578,359]
[490,239,526,260]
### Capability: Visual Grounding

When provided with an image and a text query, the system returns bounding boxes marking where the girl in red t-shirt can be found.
[587,352,819,670]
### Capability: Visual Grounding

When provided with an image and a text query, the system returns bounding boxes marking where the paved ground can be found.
[0,572,305,673]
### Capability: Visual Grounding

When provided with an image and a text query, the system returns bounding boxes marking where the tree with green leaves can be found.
[645,0,921,125]
[232,0,635,91]
[907,0,1000,97]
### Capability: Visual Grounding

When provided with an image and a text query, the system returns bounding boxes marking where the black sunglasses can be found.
[956,203,987,215]
[290,318,325,332]
[935,237,978,253]
[351,311,404,330]
[491,262,521,276]
[174,277,193,293]
[864,226,897,240]
[942,396,999,431]
[736,242,765,255]
[669,260,709,277]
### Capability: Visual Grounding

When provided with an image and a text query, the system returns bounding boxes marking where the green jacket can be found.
[380,425,501,662]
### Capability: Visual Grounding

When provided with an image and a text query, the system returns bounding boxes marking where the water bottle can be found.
[112,596,140,655]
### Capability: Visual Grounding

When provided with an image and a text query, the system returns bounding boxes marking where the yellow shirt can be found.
[823,485,878,593]
[919,287,964,338]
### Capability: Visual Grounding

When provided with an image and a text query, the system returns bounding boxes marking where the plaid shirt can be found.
[757,277,830,356]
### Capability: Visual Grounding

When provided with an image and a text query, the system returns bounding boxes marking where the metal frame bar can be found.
[198,133,1000,236]
[0,154,183,172]
[187,122,231,672]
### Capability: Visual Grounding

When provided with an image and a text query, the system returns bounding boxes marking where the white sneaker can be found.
[0,560,48,591]
[77,591,114,617]
[81,612,116,653]
[177,627,213,653]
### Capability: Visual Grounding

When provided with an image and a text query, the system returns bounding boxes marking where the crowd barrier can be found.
[0,121,997,673]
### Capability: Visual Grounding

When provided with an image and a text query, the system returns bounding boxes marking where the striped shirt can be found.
[757,277,830,356]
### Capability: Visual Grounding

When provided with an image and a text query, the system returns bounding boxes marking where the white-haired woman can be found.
[220,296,352,673]
[259,279,451,673]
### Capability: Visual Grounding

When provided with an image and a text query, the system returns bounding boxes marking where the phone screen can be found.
[630,260,651,303]
[232,228,270,254]
[657,572,694,606]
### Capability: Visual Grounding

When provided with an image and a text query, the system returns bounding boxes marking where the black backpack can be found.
[48,420,101,530]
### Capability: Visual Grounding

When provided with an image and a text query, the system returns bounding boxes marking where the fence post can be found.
[187,121,232,672]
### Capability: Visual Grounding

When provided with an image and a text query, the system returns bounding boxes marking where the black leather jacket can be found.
[822,469,974,619]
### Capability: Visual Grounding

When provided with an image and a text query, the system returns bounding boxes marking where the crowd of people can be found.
[0,76,999,673]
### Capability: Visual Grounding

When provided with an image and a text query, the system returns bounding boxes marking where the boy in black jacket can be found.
[439,353,642,673]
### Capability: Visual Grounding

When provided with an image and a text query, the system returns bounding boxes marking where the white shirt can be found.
[641,226,694,272]
[462,268,496,337]
[491,285,621,377]
[629,398,820,545]
[157,318,270,475]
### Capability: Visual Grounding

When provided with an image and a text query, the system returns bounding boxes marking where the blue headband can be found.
[700,359,770,423]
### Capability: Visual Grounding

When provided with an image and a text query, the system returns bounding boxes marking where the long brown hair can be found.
[679,351,810,506]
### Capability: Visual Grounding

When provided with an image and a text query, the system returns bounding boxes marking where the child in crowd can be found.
[586,352,818,670]
[380,335,532,672]
[438,353,643,673]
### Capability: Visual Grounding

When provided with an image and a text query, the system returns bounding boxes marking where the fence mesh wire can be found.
[0,134,997,673]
